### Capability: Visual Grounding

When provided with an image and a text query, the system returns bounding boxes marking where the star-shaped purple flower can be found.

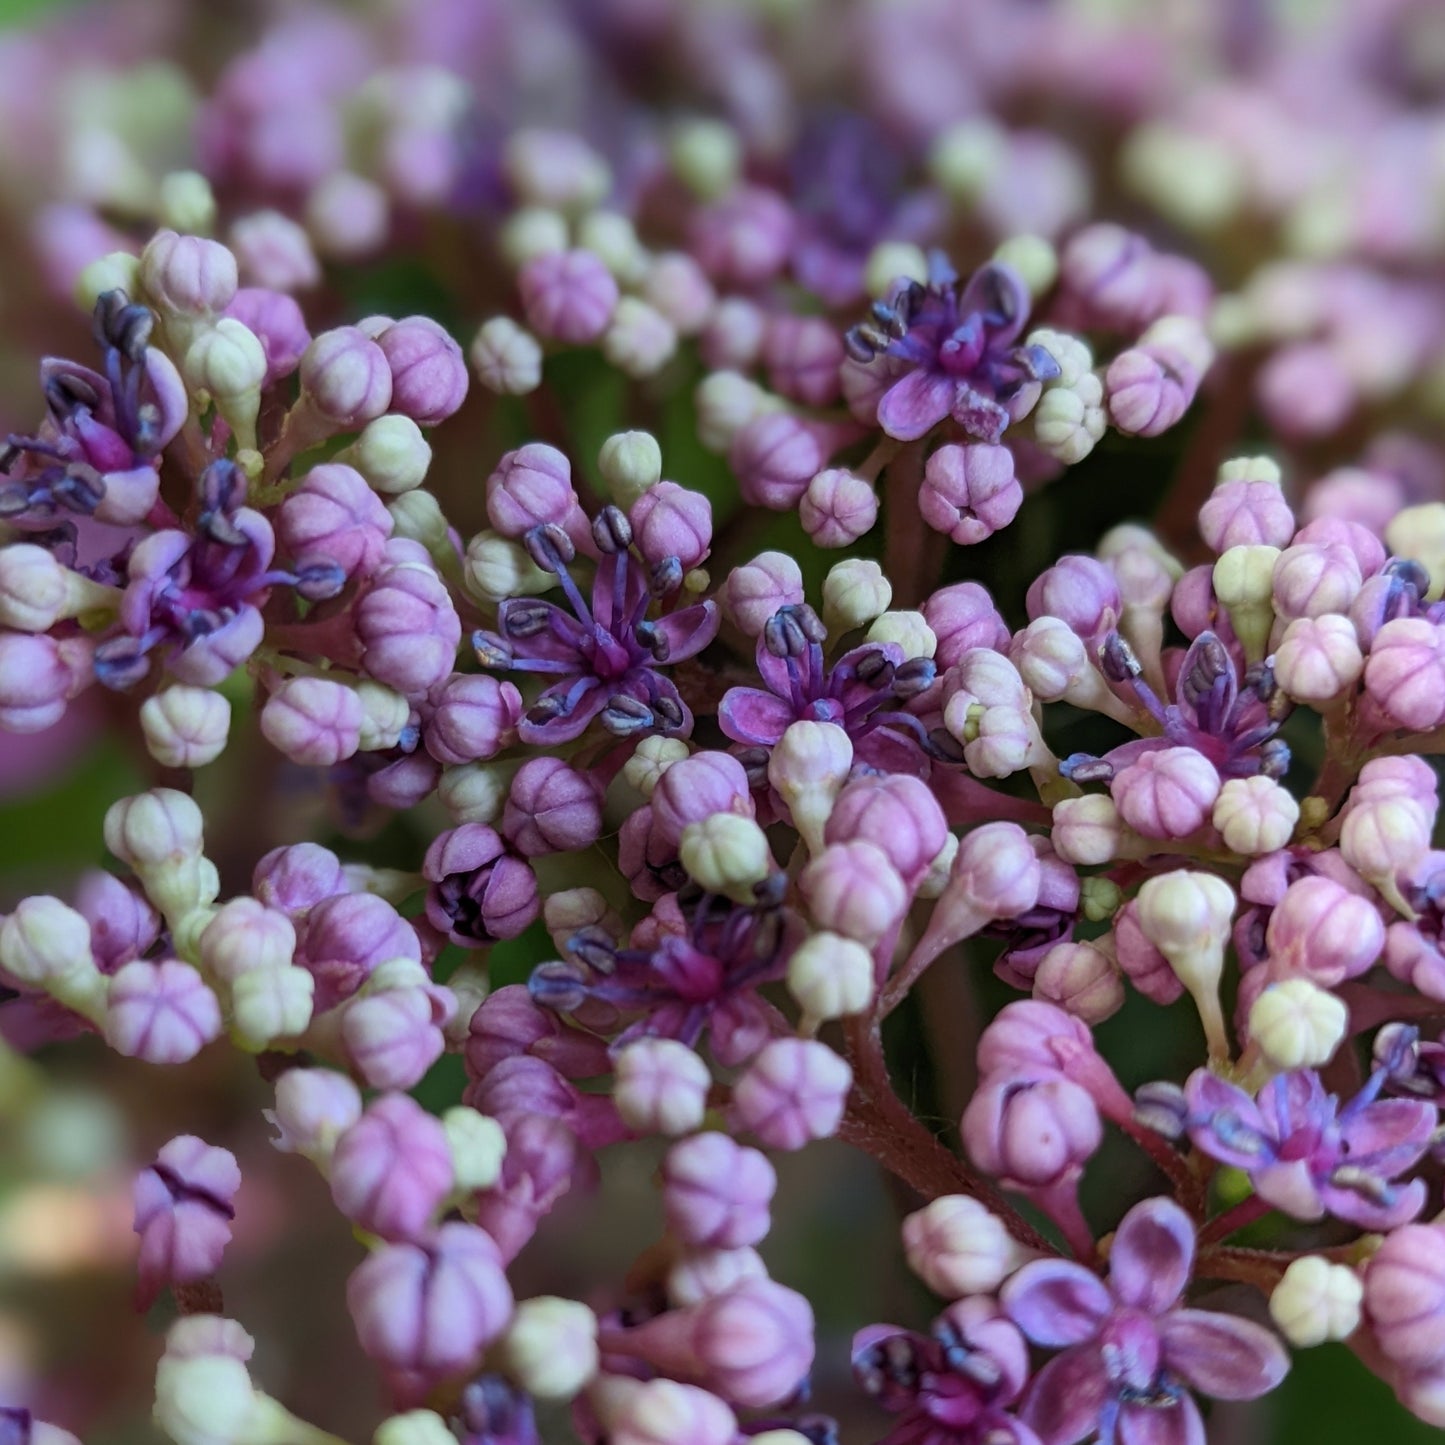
[474,509,719,747]
[846,256,1060,444]
[1002,1197,1289,1445]
[1184,1065,1435,1230]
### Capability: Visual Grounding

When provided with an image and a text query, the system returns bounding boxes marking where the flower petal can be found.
[719,687,797,746]
[1184,1068,1276,1171]
[876,367,956,441]
[516,677,608,745]
[1339,1098,1436,1172]
[1158,1309,1290,1401]
[1116,1394,1205,1445]
[1019,1345,1109,1445]
[1001,1260,1111,1346]
[653,599,720,663]
[1318,1174,1427,1231]
[1109,1198,1196,1315]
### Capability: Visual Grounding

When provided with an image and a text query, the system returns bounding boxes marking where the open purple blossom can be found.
[853,1298,1039,1445]
[473,508,718,747]
[0,291,184,530]
[452,1373,540,1445]
[1002,1197,1289,1445]
[529,879,793,1067]
[1183,1066,1435,1230]
[1061,632,1289,786]
[845,256,1060,443]
[719,603,941,769]
[93,458,344,690]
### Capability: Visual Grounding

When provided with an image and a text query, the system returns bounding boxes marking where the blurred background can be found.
[0,0,1442,1439]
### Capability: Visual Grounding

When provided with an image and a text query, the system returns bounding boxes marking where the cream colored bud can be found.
[599,430,663,506]
[387,489,449,552]
[141,687,232,769]
[1121,124,1244,231]
[669,118,742,200]
[159,171,217,235]
[929,119,1006,199]
[603,297,678,379]
[469,316,544,396]
[504,131,610,213]
[1217,455,1283,487]
[373,1411,455,1445]
[623,735,690,799]
[1213,775,1300,856]
[230,967,314,1050]
[543,888,618,953]
[823,558,892,632]
[463,529,553,602]
[1249,979,1348,1072]
[184,319,266,449]
[863,241,929,299]
[768,721,852,855]
[1051,794,1126,866]
[1269,1256,1362,1347]
[0,897,102,1017]
[695,370,775,452]
[336,414,432,494]
[1386,505,1445,601]
[498,207,569,268]
[501,1297,599,1400]
[1032,374,1106,465]
[613,1038,711,1136]
[902,1195,1024,1297]
[1212,545,1281,661]
[76,250,141,313]
[786,931,875,1026]
[438,762,513,824]
[679,814,772,902]
[105,789,205,869]
[865,610,936,660]
[442,1105,506,1191]
[576,211,648,284]
[994,235,1058,297]
[1136,870,1235,1058]
[354,681,411,752]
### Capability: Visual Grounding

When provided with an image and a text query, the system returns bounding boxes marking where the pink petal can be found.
[1019,1345,1109,1445]
[876,368,956,442]
[1109,1198,1195,1315]
[1158,1309,1290,1401]
[1002,1260,1111,1346]
[1117,1395,1205,1445]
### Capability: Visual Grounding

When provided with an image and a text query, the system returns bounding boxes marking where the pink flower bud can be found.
[277,463,393,581]
[629,483,713,570]
[939,822,1043,929]
[924,582,1010,666]
[75,871,159,973]
[306,170,389,260]
[1111,900,1186,1004]
[372,315,469,426]
[1105,345,1199,437]
[260,677,365,767]
[962,1074,1102,1188]
[1057,224,1161,332]
[1171,564,1221,639]
[330,1094,454,1242]
[1272,542,1362,623]
[347,1221,513,1405]
[651,753,753,849]
[133,1135,240,1310]
[425,673,522,766]
[610,1380,737,1445]
[198,897,295,982]
[1025,555,1120,641]
[1364,619,1445,732]
[729,413,823,511]
[341,982,448,1091]
[610,1279,814,1411]
[642,252,716,336]
[465,984,611,1081]
[486,444,579,537]
[139,231,238,314]
[798,468,878,549]
[823,774,948,890]
[1340,794,1433,885]
[1294,515,1386,578]
[355,559,461,697]
[919,443,1021,545]
[0,632,91,732]
[230,209,320,292]
[730,1038,852,1151]
[689,186,794,288]
[1198,479,1296,552]
[1265,876,1384,985]
[300,325,393,427]
[253,843,347,919]
[224,287,310,384]
[268,1067,362,1160]
[502,757,603,856]
[1364,1222,1445,1377]
[798,841,907,946]
[423,825,539,945]
[701,297,767,371]
[1355,756,1439,806]
[1273,615,1364,704]
[614,1039,712,1137]
[1110,746,1221,839]
[723,552,804,637]
[518,248,618,344]
[299,891,420,1011]
[762,315,843,407]
[1257,342,1355,439]
[106,960,222,1063]
[1033,941,1125,1024]
[663,1133,775,1248]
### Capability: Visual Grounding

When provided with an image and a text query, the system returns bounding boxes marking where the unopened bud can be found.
[1269,1256,1362,1347]
[1248,978,1348,1071]
[501,1296,599,1400]
[865,610,937,661]
[822,558,891,632]
[599,430,663,507]
[141,687,232,769]
[442,1105,507,1191]
[1136,871,1235,1059]
[679,814,773,902]
[786,931,875,1027]
[902,1195,1025,1297]
[1212,545,1280,661]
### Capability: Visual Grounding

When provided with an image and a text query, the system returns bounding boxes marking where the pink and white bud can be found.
[603,298,677,379]
[822,558,892,632]
[502,758,603,857]
[486,444,578,538]
[229,210,320,292]
[139,231,238,316]
[305,170,389,260]
[1136,871,1235,1057]
[1110,746,1220,840]
[651,753,753,849]
[469,316,543,397]
[1033,940,1125,1024]
[730,412,823,512]
[723,552,804,637]
[701,297,766,371]
[823,773,948,890]
[260,677,365,767]
[278,463,393,581]
[662,1134,776,1249]
[372,316,468,427]
[1272,542,1362,623]
[1273,615,1363,704]
[1212,775,1300,856]
[299,325,393,427]
[500,1296,599,1400]
[762,315,843,407]
[919,443,1021,545]
[730,1039,852,1151]
[798,841,907,946]
[330,1094,454,1242]
[962,1074,1102,1189]
[140,686,232,769]
[614,1039,712,1137]
[355,558,461,698]
[1265,876,1384,986]
[268,1067,363,1163]
[609,1379,736,1445]
[1364,619,1445,732]
[0,632,93,732]
[786,931,875,1027]
[105,959,222,1064]
[519,249,618,344]
[902,1195,1025,1298]
[133,1135,240,1309]
[642,252,716,336]
[925,582,1010,666]
[630,483,713,571]
[1199,470,1295,552]
[799,468,877,548]
[199,898,295,983]
[340,978,448,1091]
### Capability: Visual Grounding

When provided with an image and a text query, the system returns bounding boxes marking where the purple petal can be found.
[652,599,720,663]
[1109,1198,1195,1316]
[516,677,608,745]
[1116,1395,1205,1445]
[1318,1175,1427,1231]
[1002,1260,1111,1346]
[1252,1158,1324,1221]
[719,686,797,747]
[1019,1345,1109,1445]
[1158,1309,1290,1401]
[590,552,646,635]
[497,598,587,663]
[1338,1098,1436,1170]
[1184,1069,1275,1171]
[951,384,1011,444]
[960,262,1030,344]
[876,367,956,441]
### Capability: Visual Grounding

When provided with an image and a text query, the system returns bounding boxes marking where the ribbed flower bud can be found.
[722,551,805,637]
[800,468,877,548]
[609,1380,736,1445]
[268,1068,362,1164]
[1212,775,1300,856]
[901,1195,1025,1298]
[1212,545,1280,660]
[260,677,364,767]
[1272,615,1363,704]
[1111,746,1221,840]
[469,316,543,396]
[0,896,104,1018]
[230,967,314,1050]
[919,443,1021,544]
[500,1297,599,1400]
[105,789,205,870]
[730,1040,852,1151]
[106,959,222,1064]
[622,735,690,800]
[441,1106,506,1192]
[786,931,875,1027]
[1364,619,1445,732]
[1265,876,1384,986]
[866,610,937,661]
[1199,465,1294,551]
[599,431,663,507]
[1269,1256,1362,1348]
[696,371,775,452]
[821,558,891,632]
[463,531,553,602]
[603,297,678,378]
[1247,978,1348,1071]
[0,545,116,632]
[613,1039,712,1137]
[1136,871,1235,1058]
[372,1412,454,1445]
[662,1134,775,1249]
[768,721,853,855]
[680,815,772,901]
[184,319,267,449]
[1033,941,1124,1024]
[798,841,907,946]
[330,1094,453,1242]
[141,687,232,769]
[1032,372,1106,465]
[519,249,618,344]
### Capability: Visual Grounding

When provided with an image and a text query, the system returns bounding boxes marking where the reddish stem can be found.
[1198,1194,1273,1247]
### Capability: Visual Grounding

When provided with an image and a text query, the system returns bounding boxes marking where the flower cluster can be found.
[0,2,1443,1444]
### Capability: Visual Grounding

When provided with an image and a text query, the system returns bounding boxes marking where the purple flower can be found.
[473,508,718,747]
[718,603,941,770]
[454,1374,541,1445]
[529,880,793,1067]
[1184,1066,1434,1230]
[1002,1197,1289,1445]
[1061,632,1288,787]
[853,1297,1039,1445]
[845,256,1059,444]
